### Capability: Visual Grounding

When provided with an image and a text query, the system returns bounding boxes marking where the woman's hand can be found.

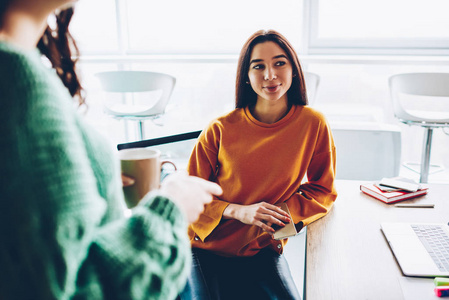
[159,171,223,224]
[223,202,291,234]
[121,174,135,187]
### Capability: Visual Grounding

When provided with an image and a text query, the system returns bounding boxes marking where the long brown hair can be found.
[0,0,13,28]
[235,30,308,108]
[37,7,85,106]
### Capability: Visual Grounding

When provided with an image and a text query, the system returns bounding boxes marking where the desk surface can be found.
[306,180,449,300]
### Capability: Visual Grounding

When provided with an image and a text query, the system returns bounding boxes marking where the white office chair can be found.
[332,123,402,181]
[389,73,449,183]
[96,71,176,141]
[303,71,320,106]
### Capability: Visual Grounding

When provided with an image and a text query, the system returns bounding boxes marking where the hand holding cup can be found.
[160,172,223,224]
[119,148,176,208]
[121,174,135,187]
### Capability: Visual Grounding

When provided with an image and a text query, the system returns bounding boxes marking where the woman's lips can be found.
[264,84,281,92]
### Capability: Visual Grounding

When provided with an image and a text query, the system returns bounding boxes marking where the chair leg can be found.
[137,120,144,141]
[124,120,130,141]
[420,128,433,183]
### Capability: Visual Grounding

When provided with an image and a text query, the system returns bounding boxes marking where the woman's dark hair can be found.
[37,7,85,106]
[0,0,13,27]
[235,29,308,108]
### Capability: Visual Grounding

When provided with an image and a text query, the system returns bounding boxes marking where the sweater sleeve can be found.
[186,125,229,241]
[0,49,190,300]
[76,193,190,300]
[284,118,338,227]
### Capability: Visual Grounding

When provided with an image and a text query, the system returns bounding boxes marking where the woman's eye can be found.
[253,65,264,70]
[276,61,286,66]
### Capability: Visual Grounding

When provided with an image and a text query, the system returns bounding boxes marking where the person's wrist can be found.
[155,189,186,218]
[223,203,238,220]
[138,192,184,224]
[158,183,181,205]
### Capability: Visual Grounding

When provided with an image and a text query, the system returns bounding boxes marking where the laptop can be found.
[381,222,449,277]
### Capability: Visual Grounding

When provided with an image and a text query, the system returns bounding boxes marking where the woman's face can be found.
[247,41,293,104]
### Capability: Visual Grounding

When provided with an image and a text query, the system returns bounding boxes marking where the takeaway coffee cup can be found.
[119,148,176,208]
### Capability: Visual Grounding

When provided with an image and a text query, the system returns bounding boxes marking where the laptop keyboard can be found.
[412,224,449,272]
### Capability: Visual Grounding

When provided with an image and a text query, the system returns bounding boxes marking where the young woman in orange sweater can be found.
[181,30,338,300]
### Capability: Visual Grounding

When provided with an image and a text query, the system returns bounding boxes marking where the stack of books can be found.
[360,177,428,204]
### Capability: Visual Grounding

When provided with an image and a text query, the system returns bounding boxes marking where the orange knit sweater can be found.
[187,105,337,257]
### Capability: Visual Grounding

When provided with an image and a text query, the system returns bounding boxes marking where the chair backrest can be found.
[332,124,401,180]
[303,71,320,106]
[389,73,449,123]
[96,71,176,117]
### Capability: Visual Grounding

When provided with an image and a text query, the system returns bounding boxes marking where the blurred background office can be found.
[68,0,449,183]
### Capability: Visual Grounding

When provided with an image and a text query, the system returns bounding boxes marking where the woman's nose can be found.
[264,68,277,80]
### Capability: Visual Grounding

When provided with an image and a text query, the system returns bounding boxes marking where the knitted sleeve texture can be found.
[0,43,190,300]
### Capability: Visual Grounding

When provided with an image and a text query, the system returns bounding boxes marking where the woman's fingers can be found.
[257,204,291,225]
[263,203,291,220]
[255,220,276,233]
[257,213,287,228]
[188,174,223,196]
[121,174,135,187]
[159,172,222,224]
[231,202,292,233]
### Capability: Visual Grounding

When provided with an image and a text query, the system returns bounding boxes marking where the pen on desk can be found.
[394,203,435,208]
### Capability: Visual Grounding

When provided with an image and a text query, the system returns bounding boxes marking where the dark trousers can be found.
[178,248,301,300]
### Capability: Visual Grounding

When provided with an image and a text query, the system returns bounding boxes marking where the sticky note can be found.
[435,278,449,287]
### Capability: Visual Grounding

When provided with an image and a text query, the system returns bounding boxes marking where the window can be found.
[71,0,304,55]
[126,0,303,54]
[308,0,449,55]
[70,0,119,54]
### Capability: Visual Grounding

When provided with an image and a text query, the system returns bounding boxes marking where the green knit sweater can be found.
[0,41,190,300]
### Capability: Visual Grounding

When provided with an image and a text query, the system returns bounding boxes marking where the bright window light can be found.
[318,0,449,39]
[309,0,449,54]
[70,0,119,54]
[123,0,303,54]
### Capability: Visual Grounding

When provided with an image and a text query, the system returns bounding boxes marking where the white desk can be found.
[306,180,449,300]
